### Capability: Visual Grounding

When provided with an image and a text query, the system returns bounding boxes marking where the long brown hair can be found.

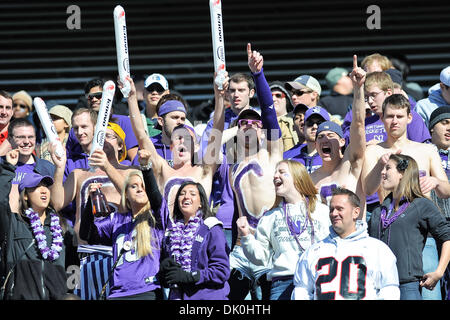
[389,154,425,202]
[272,160,319,218]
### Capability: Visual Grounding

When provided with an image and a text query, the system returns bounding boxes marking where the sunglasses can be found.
[86,92,103,100]
[238,119,263,129]
[291,89,312,96]
[13,103,28,110]
[306,119,324,127]
[146,85,165,94]
[271,92,286,99]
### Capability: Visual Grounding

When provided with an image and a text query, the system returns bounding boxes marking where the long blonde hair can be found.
[121,170,156,258]
[272,160,318,217]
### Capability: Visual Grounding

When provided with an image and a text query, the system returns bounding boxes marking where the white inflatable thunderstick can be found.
[89,81,115,171]
[209,0,226,89]
[114,5,131,98]
[33,97,64,158]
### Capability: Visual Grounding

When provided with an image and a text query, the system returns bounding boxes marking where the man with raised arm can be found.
[50,110,135,242]
[361,94,450,201]
[227,44,283,300]
[310,56,367,216]
[123,72,226,218]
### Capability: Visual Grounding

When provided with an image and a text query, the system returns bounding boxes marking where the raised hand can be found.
[88,149,110,171]
[236,216,251,237]
[349,55,366,88]
[247,43,264,74]
[5,148,19,166]
[118,75,136,98]
[49,141,66,169]
[138,149,152,167]
[213,71,229,97]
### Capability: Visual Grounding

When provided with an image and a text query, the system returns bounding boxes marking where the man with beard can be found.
[227,44,283,300]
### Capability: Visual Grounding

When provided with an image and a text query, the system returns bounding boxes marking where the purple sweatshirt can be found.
[131,133,174,167]
[163,217,230,300]
[283,143,322,174]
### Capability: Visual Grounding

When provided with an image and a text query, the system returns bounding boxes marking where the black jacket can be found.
[0,162,77,300]
[368,194,450,284]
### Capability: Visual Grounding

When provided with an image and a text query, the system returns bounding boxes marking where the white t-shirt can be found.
[241,199,330,280]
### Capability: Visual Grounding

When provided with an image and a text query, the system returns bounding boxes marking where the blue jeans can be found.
[224,228,232,250]
[421,237,442,300]
[400,281,422,300]
[270,278,294,300]
[228,246,271,300]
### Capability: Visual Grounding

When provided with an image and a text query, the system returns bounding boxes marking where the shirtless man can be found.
[124,72,226,217]
[50,109,135,242]
[227,44,283,300]
[310,55,366,217]
[362,93,450,201]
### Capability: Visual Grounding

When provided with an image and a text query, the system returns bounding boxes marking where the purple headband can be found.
[157,100,186,117]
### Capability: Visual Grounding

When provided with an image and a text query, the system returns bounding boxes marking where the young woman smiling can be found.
[236,160,330,300]
[159,181,230,300]
[368,154,450,300]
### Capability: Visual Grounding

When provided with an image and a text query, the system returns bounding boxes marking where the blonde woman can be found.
[79,151,168,300]
[236,160,330,300]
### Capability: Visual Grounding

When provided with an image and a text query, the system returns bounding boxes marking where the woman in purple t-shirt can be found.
[79,152,168,300]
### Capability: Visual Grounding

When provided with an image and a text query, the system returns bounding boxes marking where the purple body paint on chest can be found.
[319,183,337,201]
[164,177,194,202]
[80,176,112,212]
[232,162,263,228]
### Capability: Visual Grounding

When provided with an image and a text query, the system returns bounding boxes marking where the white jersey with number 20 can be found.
[292,221,400,300]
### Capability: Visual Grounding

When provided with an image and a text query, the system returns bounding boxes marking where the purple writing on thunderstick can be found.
[232,162,263,228]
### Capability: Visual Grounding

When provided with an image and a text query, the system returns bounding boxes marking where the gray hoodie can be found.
[416,86,450,127]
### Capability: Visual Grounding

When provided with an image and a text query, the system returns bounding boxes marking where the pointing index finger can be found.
[247,43,252,58]
[353,55,358,69]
